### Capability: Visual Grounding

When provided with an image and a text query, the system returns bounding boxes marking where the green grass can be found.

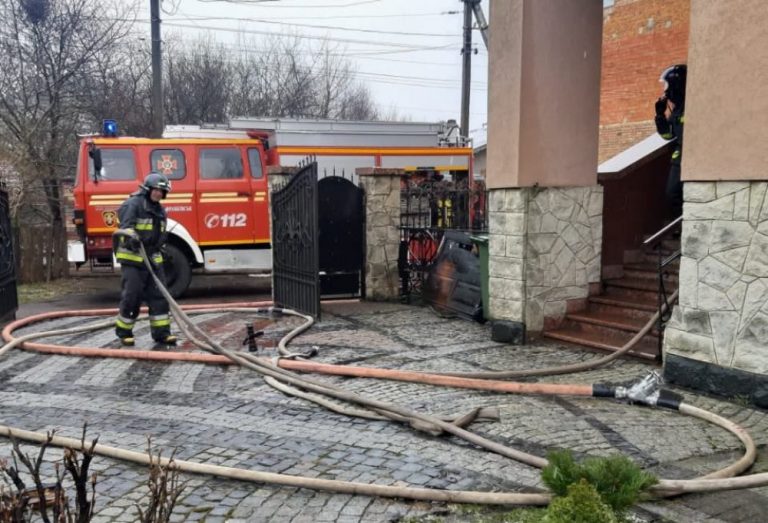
[17,279,84,304]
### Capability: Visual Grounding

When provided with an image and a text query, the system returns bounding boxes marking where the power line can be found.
[163,21,451,48]
[166,14,459,37]
[195,0,382,7]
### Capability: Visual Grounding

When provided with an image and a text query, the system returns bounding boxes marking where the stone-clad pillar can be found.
[357,168,403,301]
[661,1,768,408]
[488,186,603,332]
[485,0,603,336]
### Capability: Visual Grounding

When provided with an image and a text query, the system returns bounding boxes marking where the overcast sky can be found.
[145,0,489,143]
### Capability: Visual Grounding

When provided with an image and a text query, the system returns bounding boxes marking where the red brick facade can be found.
[599,0,690,162]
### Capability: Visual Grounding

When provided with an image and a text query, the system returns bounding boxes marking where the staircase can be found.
[543,237,680,360]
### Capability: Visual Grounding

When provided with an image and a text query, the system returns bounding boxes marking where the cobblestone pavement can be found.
[1,301,767,522]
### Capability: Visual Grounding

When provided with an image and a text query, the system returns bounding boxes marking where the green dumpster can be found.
[471,235,489,321]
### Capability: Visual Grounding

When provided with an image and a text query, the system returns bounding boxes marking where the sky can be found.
[139,0,490,144]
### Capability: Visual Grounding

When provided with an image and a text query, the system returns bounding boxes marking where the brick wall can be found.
[599,0,690,162]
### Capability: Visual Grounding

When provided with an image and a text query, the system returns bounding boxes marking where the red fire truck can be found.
[69,118,475,296]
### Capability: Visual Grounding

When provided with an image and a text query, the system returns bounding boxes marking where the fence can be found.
[398,173,486,298]
[14,225,69,283]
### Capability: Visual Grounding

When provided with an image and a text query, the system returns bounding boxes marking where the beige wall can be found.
[487,0,603,189]
[683,0,768,181]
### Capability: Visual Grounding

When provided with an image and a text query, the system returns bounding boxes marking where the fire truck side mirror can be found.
[89,146,103,181]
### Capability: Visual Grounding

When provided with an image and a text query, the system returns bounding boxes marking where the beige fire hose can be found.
[0,246,765,505]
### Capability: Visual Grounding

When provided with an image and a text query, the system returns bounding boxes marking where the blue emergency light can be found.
[102,119,118,137]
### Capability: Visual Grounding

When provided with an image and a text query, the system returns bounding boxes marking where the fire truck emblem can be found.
[102,210,118,228]
[155,154,178,176]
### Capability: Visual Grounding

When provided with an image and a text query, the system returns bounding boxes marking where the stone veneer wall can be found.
[488,186,603,332]
[357,169,402,301]
[664,181,768,407]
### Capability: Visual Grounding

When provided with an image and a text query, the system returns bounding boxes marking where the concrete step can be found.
[624,261,680,273]
[603,277,671,302]
[566,310,659,335]
[640,250,682,267]
[542,325,660,361]
[623,267,679,284]
[588,295,658,313]
[586,299,657,322]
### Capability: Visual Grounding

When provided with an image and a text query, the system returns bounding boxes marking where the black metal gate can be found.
[319,176,364,298]
[271,162,320,319]
[0,188,18,322]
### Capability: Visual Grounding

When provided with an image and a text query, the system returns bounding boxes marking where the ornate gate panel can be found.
[0,188,18,322]
[318,176,364,298]
[271,162,320,319]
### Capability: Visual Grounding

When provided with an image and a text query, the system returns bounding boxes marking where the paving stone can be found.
[1,302,766,523]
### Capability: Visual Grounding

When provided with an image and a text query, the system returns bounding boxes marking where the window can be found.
[199,148,243,179]
[248,148,264,179]
[150,149,186,180]
[88,148,136,180]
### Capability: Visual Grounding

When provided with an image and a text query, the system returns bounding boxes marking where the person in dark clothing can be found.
[113,172,176,346]
[655,64,687,218]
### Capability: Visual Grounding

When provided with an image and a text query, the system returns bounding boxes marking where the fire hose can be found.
[1,246,767,505]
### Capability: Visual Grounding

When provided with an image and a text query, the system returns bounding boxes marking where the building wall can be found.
[599,0,690,163]
[487,0,602,189]
[682,0,768,182]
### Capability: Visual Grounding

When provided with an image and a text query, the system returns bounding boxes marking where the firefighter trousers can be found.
[115,264,172,341]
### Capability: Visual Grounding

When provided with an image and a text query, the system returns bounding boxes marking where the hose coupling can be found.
[615,371,662,404]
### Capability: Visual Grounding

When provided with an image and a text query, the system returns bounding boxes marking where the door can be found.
[318,176,364,297]
[195,146,255,246]
[247,146,270,245]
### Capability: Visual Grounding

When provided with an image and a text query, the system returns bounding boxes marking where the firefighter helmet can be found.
[660,64,687,107]
[140,172,172,198]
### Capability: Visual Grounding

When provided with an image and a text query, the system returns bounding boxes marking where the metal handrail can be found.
[643,215,683,246]
[643,215,683,363]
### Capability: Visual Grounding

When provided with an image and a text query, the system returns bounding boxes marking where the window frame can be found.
[198,147,244,180]
[150,148,187,181]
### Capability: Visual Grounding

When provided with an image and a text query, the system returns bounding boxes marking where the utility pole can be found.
[150,0,164,138]
[460,0,476,142]
[471,1,489,50]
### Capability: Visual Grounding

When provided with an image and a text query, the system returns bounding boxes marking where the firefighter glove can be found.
[127,236,141,251]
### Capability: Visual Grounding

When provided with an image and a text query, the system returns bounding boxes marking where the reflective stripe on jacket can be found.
[113,192,168,268]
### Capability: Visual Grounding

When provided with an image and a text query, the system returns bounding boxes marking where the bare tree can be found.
[0,0,138,279]
[164,35,232,126]
[78,38,154,137]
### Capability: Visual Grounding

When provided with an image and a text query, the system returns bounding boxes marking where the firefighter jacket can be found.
[113,192,167,268]
[655,106,684,165]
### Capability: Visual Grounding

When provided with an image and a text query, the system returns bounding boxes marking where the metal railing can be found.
[398,175,486,299]
[642,215,683,362]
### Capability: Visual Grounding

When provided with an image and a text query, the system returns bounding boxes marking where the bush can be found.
[541,450,657,514]
[543,479,618,523]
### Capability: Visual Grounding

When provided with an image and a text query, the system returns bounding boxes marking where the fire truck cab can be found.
[70,136,272,297]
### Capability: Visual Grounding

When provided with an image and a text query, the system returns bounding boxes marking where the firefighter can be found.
[655,64,687,218]
[113,172,177,346]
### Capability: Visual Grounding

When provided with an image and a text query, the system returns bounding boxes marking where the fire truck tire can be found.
[163,244,192,298]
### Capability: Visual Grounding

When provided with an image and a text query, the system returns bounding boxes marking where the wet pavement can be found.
[1,281,768,522]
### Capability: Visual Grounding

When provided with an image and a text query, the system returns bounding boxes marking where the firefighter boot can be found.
[156,334,177,345]
[120,336,135,347]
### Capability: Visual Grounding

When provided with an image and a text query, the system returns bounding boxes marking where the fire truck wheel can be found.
[163,244,192,298]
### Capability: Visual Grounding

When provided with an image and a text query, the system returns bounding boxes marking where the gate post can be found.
[357,168,403,301]
[267,165,299,256]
